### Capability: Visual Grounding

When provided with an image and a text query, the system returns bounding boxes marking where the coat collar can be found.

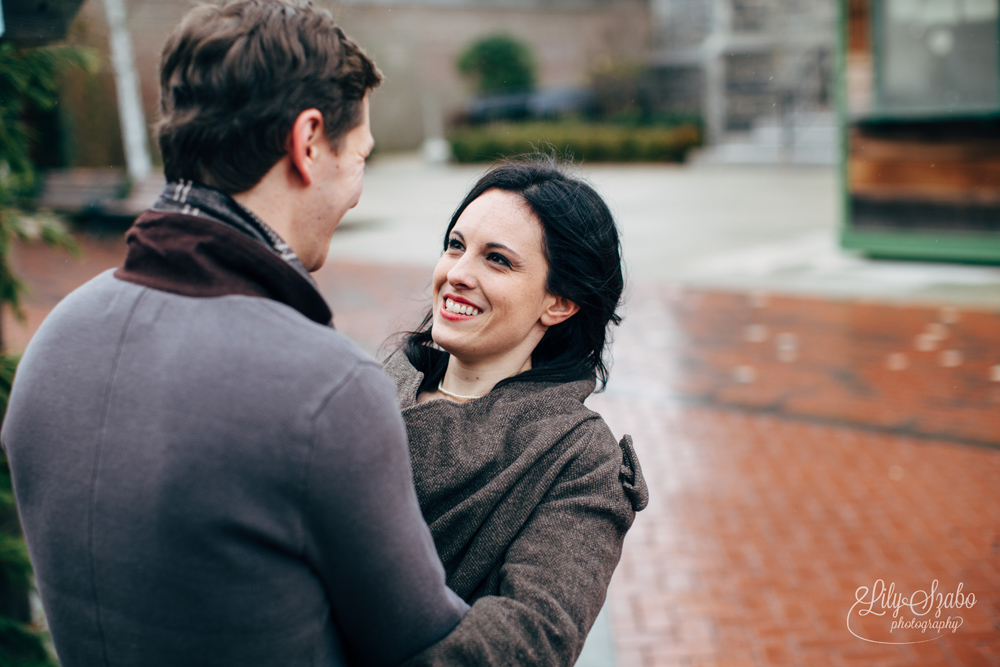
[383,348,596,412]
[114,210,333,327]
[384,348,648,512]
[152,180,316,279]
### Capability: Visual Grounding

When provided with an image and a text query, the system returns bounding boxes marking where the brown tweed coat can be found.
[384,351,648,666]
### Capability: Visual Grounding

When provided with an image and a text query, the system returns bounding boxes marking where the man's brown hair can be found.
[158,0,382,193]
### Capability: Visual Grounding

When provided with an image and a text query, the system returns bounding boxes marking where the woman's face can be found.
[430,188,562,368]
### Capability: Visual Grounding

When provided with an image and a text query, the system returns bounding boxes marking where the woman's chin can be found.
[430,328,461,357]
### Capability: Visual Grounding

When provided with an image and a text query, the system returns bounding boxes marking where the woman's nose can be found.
[446,253,477,289]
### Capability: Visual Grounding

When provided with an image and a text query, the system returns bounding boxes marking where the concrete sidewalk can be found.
[336,154,1000,307]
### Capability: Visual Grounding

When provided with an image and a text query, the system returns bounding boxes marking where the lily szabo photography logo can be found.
[847,579,977,645]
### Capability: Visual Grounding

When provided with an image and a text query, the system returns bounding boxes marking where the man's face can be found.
[329,95,374,216]
[300,95,374,271]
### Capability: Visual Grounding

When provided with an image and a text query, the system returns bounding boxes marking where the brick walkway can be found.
[598,284,1000,666]
[4,235,999,666]
[593,398,999,666]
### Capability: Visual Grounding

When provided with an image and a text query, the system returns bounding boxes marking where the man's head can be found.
[157,0,381,195]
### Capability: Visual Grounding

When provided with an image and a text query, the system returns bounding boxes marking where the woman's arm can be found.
[402,421,645,667]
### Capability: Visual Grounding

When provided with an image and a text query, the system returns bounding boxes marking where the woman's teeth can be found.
[445,298,480,316]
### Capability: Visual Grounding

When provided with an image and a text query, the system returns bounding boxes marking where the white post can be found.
[103,0,152,183]
[702,0,731,146]
[0,0,6,39]
[421,90,451,164]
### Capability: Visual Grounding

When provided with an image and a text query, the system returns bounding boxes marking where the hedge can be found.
[448,122,702,164]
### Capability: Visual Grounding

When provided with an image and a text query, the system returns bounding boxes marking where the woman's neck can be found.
[437,353,532,402]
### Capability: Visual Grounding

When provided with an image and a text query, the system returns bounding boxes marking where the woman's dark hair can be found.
[403,154,625,393]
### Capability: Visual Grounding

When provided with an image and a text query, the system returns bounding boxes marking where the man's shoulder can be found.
[146,278,378,383]
[29,270,377,388]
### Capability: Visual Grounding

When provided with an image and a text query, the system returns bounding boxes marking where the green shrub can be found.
[0,354,14,415]
[457,34,536,94]
[448,122,703,163]
[0,39,92,667]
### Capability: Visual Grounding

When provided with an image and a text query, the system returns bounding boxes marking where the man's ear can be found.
[540,295,580,327]
[288,108,326,188]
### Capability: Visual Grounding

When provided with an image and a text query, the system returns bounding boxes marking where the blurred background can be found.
[1,0,999,666]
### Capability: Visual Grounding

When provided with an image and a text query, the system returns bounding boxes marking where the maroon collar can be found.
[114,211,333,326]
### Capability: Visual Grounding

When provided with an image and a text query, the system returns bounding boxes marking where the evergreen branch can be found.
[0,615,57,667]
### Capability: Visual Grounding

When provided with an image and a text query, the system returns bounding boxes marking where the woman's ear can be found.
[288,108,325,188]
[540,295,580,327]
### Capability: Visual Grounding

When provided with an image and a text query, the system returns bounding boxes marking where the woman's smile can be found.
[440,295,482,319]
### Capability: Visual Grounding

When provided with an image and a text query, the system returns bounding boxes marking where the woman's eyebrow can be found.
[485,242,522,260]
[452,230,522,261]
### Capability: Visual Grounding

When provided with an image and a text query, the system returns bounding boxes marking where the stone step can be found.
[691,141,837,164]
[33,168,165,220]
[750,124,838,146]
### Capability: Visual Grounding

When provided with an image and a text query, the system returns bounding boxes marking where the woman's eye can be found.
[447,238,464,252]
[488,252,511,268]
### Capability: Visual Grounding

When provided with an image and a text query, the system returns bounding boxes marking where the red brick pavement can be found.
[591,397,1000,667]
[609,285,1000,447]
[598,283,1000,666]
[4,235,1000,666]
